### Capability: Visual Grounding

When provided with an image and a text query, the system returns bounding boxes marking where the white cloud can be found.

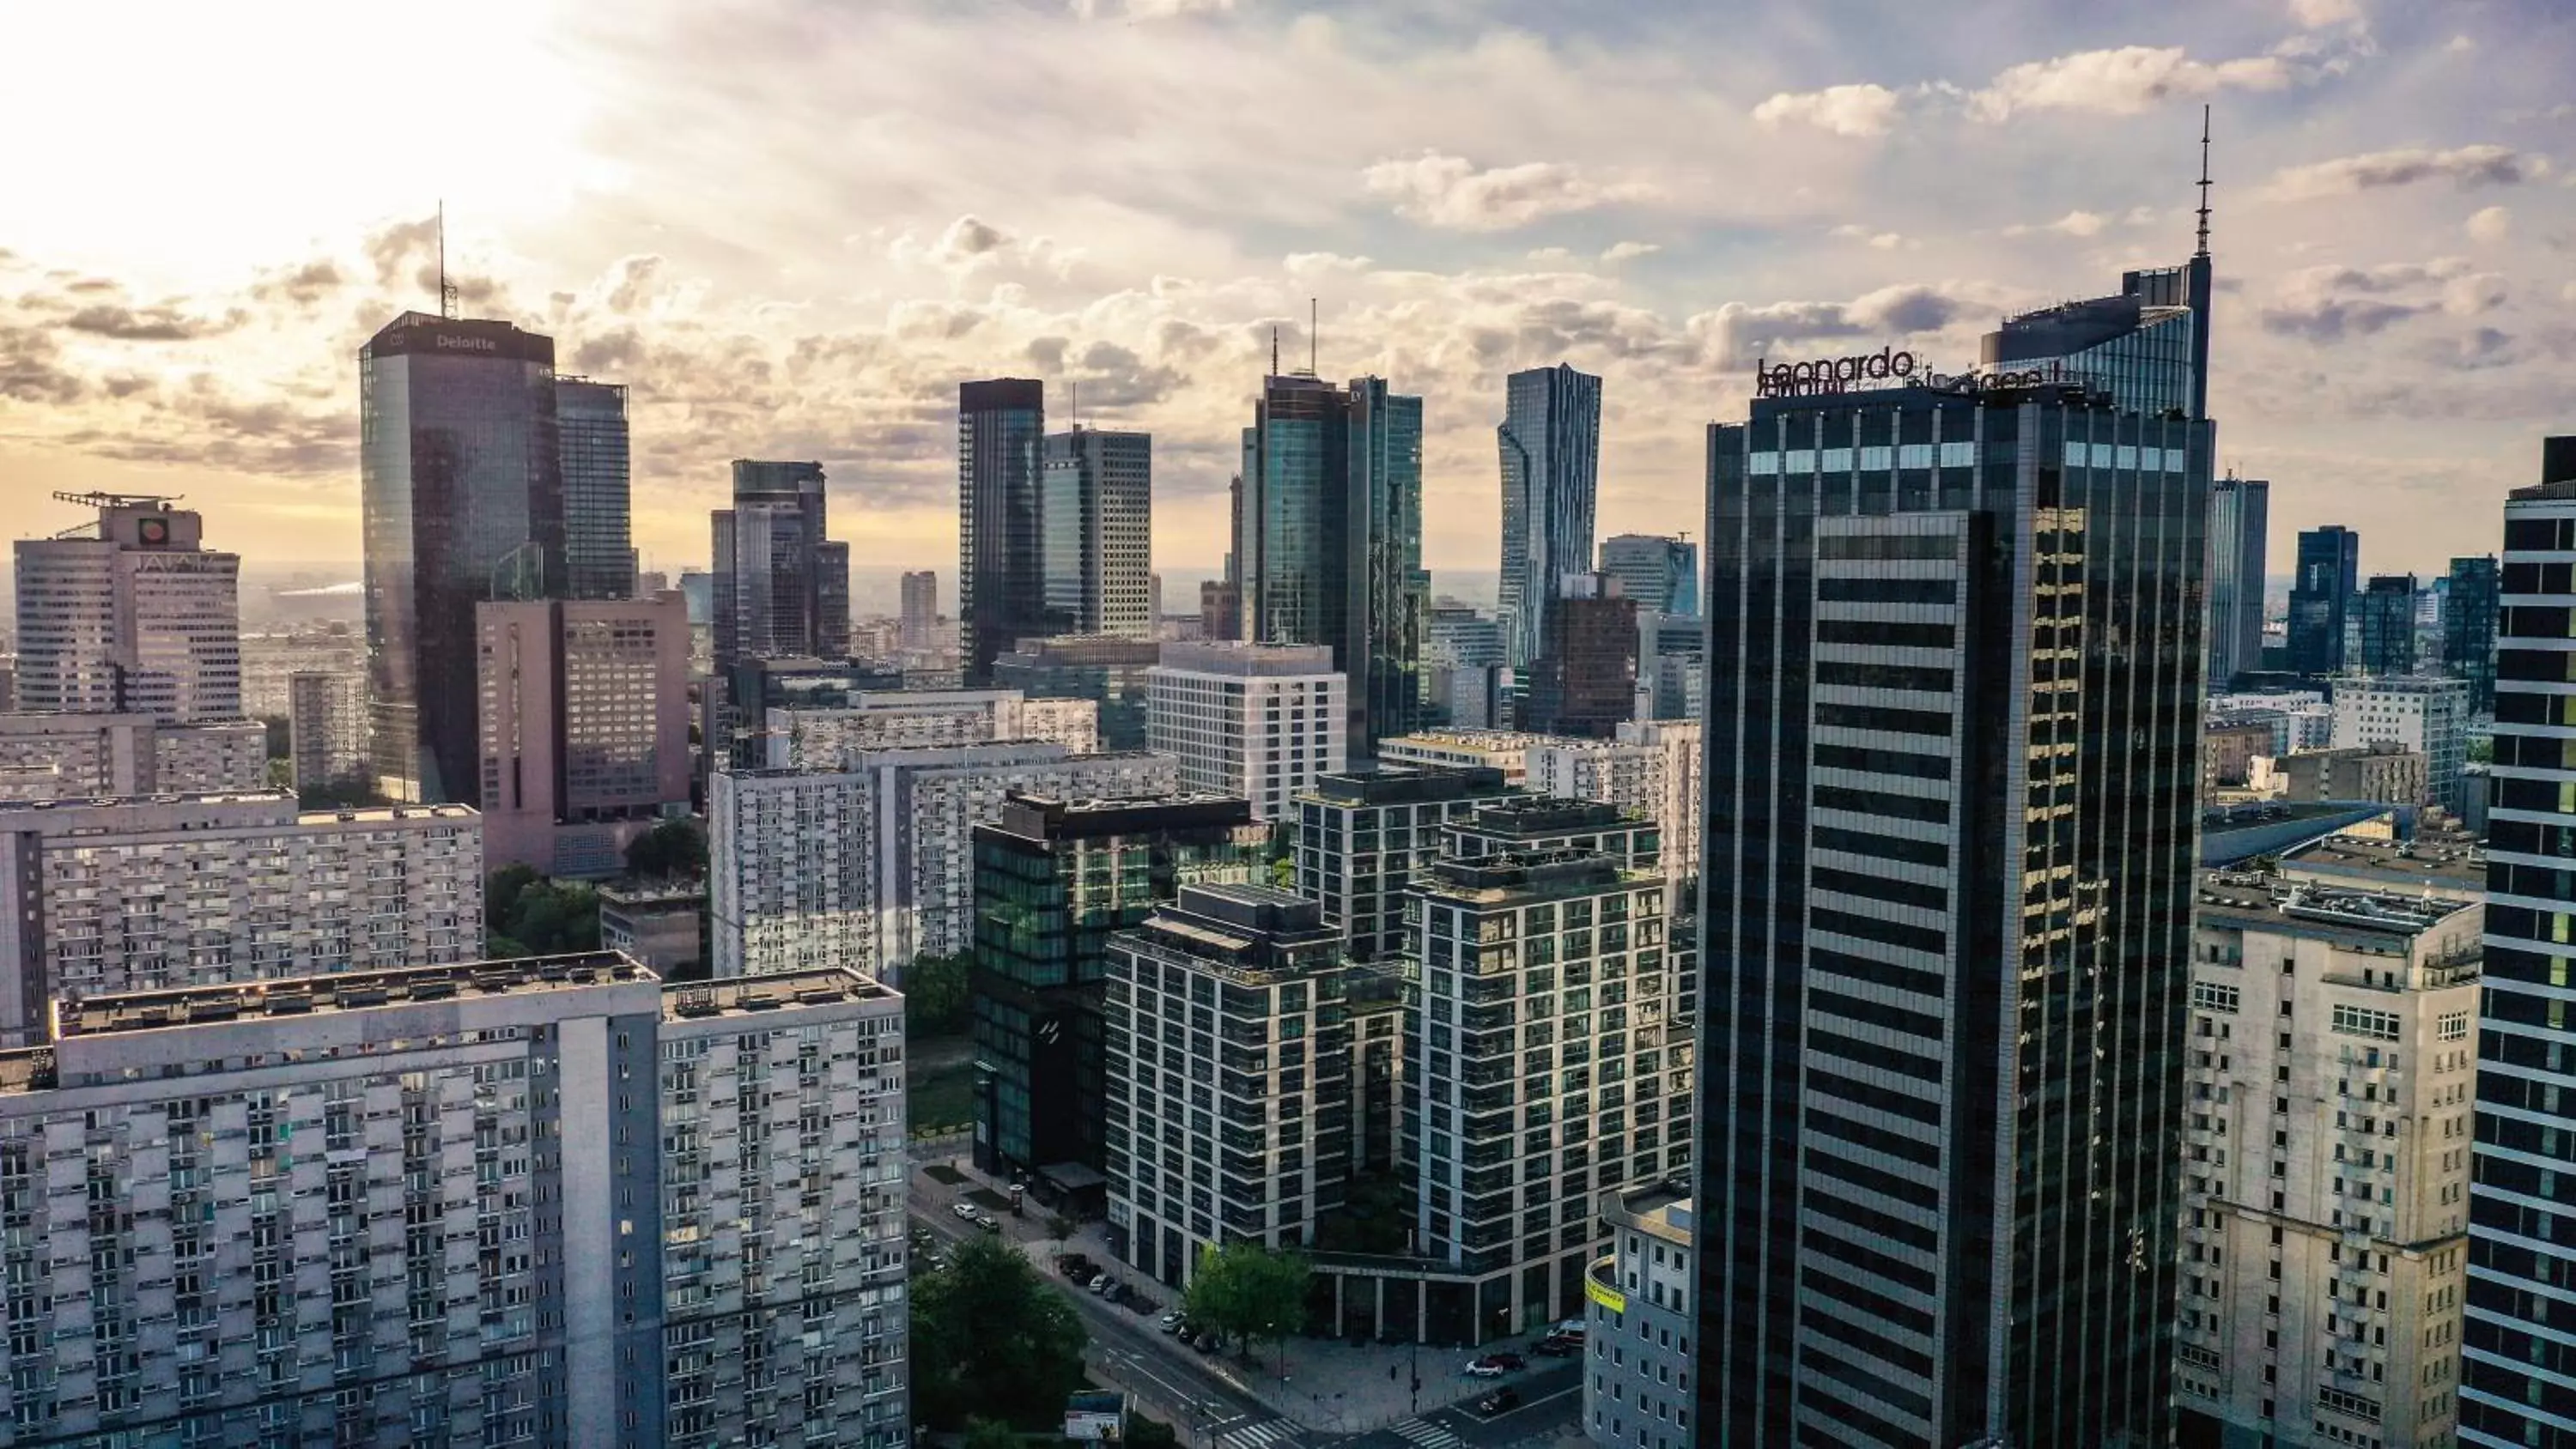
[2290,0,2362,26]
[2444,33,2475,53]
[1968,45,2292,121]
[1361,152,1659,231]
[1284,252,1373,279]
[1067,0,1234,18]
[2465,205,2511,242]
[2001,210,2111,239]
[1829,224,1909,250]
[1600,241,1661,264]
[1751,84,1900,137]
[2269,144,2544,199]
[2563,282,2576,304]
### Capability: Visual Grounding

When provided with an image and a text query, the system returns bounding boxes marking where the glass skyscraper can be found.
[1599,532,1700,618]
[556,377,635,600]
[1696,376,2211,1446]
[2291,524,2363,677]
[959,378,1047,682]
[1236,372,1425,758]
[2445,554,2499,712]
[2208,476,2269,686]
[2464,435,2576,1446]
[1981,251,2211,421]
[1040,427,1154,640]
[1497,363,1602,670]
[710,459,831,672]
[2358,572,2421,676]
[360,311,563,803]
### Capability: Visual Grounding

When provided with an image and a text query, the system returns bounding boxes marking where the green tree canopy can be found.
[962,1419,1024,1449]
[484,869,601,960]
[1182,1241,1310,1356]
[623,817,708,879]
[912,1235,1088,1430]
[906,950,971,1035]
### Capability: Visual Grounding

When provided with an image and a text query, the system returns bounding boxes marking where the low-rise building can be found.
[767,688,1100,767]
[1377,729,1552,785]
[1583,1185,1697,1449]
[598,877,708,973]
[2278,744,2429,806]
[2206,718,2277,789]
[2172,873,2480,1449]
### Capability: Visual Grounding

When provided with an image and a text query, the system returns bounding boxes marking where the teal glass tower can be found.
[1497,363,1603,670]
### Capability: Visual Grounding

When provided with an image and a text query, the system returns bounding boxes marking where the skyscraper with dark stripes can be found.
[1497,363,1601,674]
[959,378,1047,683]
[1694,373,2210,1446]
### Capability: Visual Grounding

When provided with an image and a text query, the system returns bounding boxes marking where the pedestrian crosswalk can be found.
[1216,1418,1301,1449]
[1388,1417,1465,1449]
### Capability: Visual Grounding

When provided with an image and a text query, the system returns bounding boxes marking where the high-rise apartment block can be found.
[2330,675,2471,815]
[1041,427,1153,640]
[557,377,636,600]
[969,793,1264,1182]
[361,312,565,803]
[1699,366,2212,1444]
[708,745,1177,982]
[0,955,907,1448]
[15,494,240,723]
[1293,765,1520,962]
[767,690,1099,767]
[1104,884,1361,1283]
[1236,373,1426,757]
[1583,1185,1698,1449]
[2210,476,2271,687]
[1147,641,1346,822]
[2464,435,2576,1446]
[2292,526,2363,679]
[992,635,1162,752]
[0,791,482,1044]
[288,670,369,792]
[0,713,264,803]
[900,570,939,650]
[474,594,692,876]
[1527,718,1703,912]
[712,460,839,672]
[960,379,1048,682]
[2442,555,2498,714]
[1498,364,1603,671]
[1597,534,1698,619]
[2358,573,2421,677]
[1520,573,1637,739]
[2173,874,2478,1448]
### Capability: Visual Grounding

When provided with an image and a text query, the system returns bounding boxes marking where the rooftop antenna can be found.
[1071,379,1079,430]
[1309,297,1318,376]
[2194,104,2213,259]
[438,200,459,319]
[1270,325,1279,378]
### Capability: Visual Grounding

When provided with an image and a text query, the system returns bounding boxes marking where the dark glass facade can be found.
[968,794,1262,1182]
[991,634,1162,751]
[1498,364,1603,670]
[361,311,563,803]
[2208,476,2269,687]
[2445,555,2498,712]
[2463,440,2576,1446]
[1695,380,2210,1447]
[1040,428,1153,640]
[2358,572,2420,676]
[959,379,1046,683]
[2291,525,2363,677]
[556,378,634,601]
[1520,582,1637,739]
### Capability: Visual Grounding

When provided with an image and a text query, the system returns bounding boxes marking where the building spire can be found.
[437,200,459,318]
[1270,324,1279,378]
[2195,104,2213,259]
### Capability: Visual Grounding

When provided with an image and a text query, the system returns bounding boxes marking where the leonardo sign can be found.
[1753,347,1917,398]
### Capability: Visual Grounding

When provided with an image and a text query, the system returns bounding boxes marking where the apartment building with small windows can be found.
[2174,871,2481,1449]
[288,671,370,793]
[1583,1184,1697,1449]
[0,712,265,803]
[1145,642,1344,822]
[766,689,1100,767]
[0,791,483,1045]
[2331,676,2472,815]
[476,596,692,877]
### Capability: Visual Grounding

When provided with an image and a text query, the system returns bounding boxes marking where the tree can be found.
[1182,1242,1311,1370]
[1044,1213,1076,1264]
[623,817,708,880]
[1126,1417,1178,1448]
[485,868,602,960]
[963,1420,1023,1449]
[905,950,971,1036]
[912,1235,1088,1430]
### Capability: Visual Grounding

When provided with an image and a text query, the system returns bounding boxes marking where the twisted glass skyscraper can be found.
[1497,363,1601,670]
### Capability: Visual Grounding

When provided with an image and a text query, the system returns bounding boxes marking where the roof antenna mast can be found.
[1270,325,1279,378]
[438,200,459,318]
[2194,104,2213,259]
[1309,297,1318,376]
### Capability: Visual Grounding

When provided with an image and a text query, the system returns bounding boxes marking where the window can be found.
[2331,1005,2401,1042]
[2437,1010,2469,1041]
[2192,982,2241,1014]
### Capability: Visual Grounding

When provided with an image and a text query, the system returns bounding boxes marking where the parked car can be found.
[973,1214,1001,1234]
[951,1202,979,1220]
[1190,1332,1219,1354]
[1476,1389,1522,1416]
[1551,1319,1587,1339]
[1534,1334,1580,1357]
[1159,1312,1186,1334]
[1060,1255,1095,1281]
[1463,1359,1506,1379]
[1485,1351,1527,1372]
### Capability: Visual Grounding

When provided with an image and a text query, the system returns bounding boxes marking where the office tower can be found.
[708,744,1176,982]
[2443,555,2498,713]
[2291,525,2363,677]
[959,379,1048,682]
[1199,580,1242,641]
[1520,573,1637,739]
[2173,875,2477,1447]
[0,791,482,1043]
[287,670,369,792]
[1409,846,1683,1327]
[1145,641,1346,822]
[556,377,635,600]
[0,955,908,1448]
[2208,476,2269,687]
[1150,573,1164,625]
[817,539,853,658]
[1237,373,1427,757]
[678,568,713,623]
[1698,373,2213,1446]
[711,459,832,672]
[900,570,939,650]
[475,594,692,876]
[2330,674,2471,815]
[1980,269,2211,419]
[968,793,1264,1182]
[1636,611,1707,721]
[2465,435,2576,1447]
[1426,600,1504,676]
[1584,1187,1698,1447]
[361,312,564,803]
[1599,534,1699,618]
[2358,573,2421,676]
[1041,427,1153,640]
[1497,364,1604,676]
[0,713,263,803]
[14,494,240,722]
[767,689,1100,766]
[1104,883,1359,1284]
[1293,765,1519,961]
[992,635,1162,751]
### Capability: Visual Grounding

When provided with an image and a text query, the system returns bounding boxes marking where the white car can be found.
[1463,1360,1506,1379]
[951,1202,979,1221]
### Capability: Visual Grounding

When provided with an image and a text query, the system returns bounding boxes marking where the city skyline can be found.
[3,3,2568,579]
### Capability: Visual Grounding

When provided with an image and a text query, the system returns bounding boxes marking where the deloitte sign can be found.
[1753,347,1917,398]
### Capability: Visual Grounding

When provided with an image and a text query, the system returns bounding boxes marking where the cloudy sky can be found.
[1,0,2569,585]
